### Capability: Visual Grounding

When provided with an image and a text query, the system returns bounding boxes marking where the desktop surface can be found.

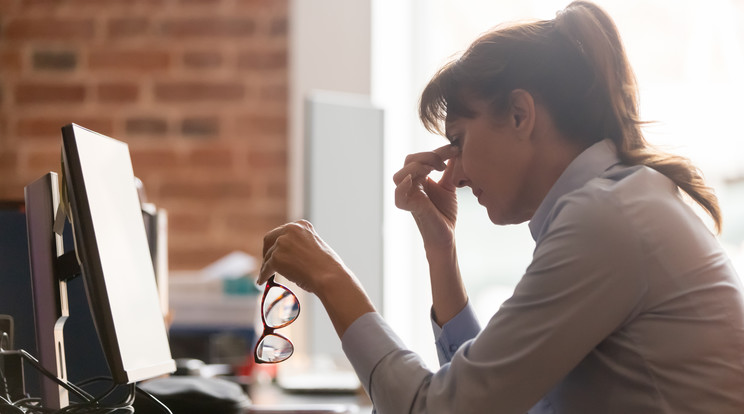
[248,381,372,414]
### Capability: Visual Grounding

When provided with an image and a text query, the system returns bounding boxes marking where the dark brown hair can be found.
[419,1,722,232]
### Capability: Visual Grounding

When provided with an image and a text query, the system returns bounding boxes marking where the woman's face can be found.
[444,99,536,225]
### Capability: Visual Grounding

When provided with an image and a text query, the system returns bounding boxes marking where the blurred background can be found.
[0,0,288,270]
[2,0,744,382]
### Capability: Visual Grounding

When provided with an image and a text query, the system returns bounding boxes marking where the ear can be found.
[508,89,536,140]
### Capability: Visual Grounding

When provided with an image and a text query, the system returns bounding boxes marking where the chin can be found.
[486,207,529,226]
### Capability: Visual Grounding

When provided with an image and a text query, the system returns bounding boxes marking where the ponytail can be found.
[419,1,722,233]
[556,1,721,233]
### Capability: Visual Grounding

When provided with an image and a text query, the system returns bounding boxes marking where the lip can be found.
[472,188,483,202]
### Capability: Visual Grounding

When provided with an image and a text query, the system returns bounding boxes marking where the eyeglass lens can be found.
[255,276,300,364]
[263,284,300,328]
[255,334,294,363]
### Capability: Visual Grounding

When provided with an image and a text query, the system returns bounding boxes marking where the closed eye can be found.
[449,137,462,149]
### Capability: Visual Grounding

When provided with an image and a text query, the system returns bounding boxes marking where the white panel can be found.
[305,91,384,360]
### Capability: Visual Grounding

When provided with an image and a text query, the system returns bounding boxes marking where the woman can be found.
[259,1,744,412]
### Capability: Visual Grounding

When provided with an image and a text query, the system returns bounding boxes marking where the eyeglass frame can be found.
[254,274,300,364]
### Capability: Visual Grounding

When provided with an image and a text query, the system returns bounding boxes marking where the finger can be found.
[395,173,430,212]
[403,151,448,170]
[393,145,459,184]
[394,174,415,210]
[262,224,287,257]
[393,151,447,183]
[297,219,314,230]
[393,161,445,185]
[438,159,457,191]
[432,144,459,162]
[259,242,279,285]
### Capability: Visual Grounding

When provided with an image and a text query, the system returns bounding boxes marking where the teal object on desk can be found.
[223,276,261,296]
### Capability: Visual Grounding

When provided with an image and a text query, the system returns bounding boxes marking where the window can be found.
[375,0,744,369]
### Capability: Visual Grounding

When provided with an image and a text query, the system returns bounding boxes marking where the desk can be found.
[248,382,373,414]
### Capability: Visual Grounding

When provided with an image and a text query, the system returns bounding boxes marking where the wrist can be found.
[424,242,457,267]
[314,264,354,301]
[315,269,376,337]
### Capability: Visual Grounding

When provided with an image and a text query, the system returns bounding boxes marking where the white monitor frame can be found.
[60,123,175,384]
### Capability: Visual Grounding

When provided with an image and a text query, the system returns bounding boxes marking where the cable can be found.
[0,350,149,414]
[4,350,94,403]
[0,364,11,403]
[135,385,173,414]
[13,398,55,414]
[76,377,113,388]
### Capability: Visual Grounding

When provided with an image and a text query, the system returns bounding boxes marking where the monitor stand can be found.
[25,172,70,409]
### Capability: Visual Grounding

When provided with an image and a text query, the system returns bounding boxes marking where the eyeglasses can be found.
[254,275,300,364]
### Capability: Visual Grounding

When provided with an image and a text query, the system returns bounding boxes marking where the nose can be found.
[442,157,469,188]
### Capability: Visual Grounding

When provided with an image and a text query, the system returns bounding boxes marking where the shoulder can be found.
[536,165,677,266]
[549,165,676,234]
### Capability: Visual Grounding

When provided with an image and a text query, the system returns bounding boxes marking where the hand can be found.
[259,220,350,295]
[393,145,460,250]
[259,220,376,337]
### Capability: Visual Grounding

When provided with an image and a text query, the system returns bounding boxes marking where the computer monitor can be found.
[59,123,176,386]
[24,170,172,409]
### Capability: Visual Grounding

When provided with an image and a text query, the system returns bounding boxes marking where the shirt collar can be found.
[528,138,621,242]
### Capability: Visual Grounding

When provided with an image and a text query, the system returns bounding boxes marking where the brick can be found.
[169,246,231,270]
[269,17,287,37]
[13,0,56,7]
[0,152,18,172]
[178,0,222,5]
[16,117,113,138]
[183,51,222,69]
[266,181,286,198]
[237,50,286,70]
[98,83,139,103]
[32,50,77,71]
[130,148,180,170]
[0,182,25,202]
[125,117,168,135]
[0,51,22,72]
[14,83,86,105]
[160,17,255,38]
[59,0,166,6]
[160,179,252,200]
[107,17,149,38]
[187,146,232,168]
[154,81,245,102]
[181,117,219,137]
[89,49,170,71]
[4,18,95,40]
[0,0,18,14]
[236,114,286,135]
[32,0,167,7]
[225,211,286,232]
[259,83,287,101]
[167,211,211,234]
[247,148,286,169]
[236,0,286,11]
[26,148,62,172]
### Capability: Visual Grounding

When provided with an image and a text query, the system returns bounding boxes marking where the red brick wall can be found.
[0,0,289,270]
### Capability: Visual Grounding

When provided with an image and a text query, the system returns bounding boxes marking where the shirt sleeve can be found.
[431,302,481,366]
[343,188,648,414]
[342,312,431,407]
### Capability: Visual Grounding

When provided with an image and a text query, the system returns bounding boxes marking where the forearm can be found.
[426,244,468,326]
[316,268,377,338]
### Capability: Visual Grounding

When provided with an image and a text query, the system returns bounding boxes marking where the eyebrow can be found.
[444,120,459,142]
